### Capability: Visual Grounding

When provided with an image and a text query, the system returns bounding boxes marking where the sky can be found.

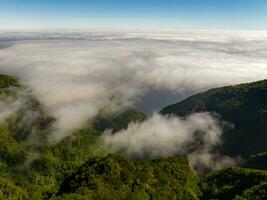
[0,0,267,30]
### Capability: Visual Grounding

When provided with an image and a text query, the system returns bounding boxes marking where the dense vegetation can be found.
[0,74,148,199]
[0,74,19,95]
[161,80,267,157]
[92,109,146,133]
[200,167,267,200]
[0,74,267,199]
[55,154,200,200]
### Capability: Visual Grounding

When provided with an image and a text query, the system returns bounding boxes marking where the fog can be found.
[102,112,237,172]
[0,30,266,168]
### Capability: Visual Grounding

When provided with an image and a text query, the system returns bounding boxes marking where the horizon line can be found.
[1,27,267,33]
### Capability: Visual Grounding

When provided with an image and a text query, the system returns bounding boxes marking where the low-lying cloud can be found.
[0,30,267,143]
[102,112,237,172]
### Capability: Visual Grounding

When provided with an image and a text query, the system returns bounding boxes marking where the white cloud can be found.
[0,30,267,142]
[102,112,237,172]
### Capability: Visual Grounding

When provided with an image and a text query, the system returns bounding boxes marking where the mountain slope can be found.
[92,109,146,133]
[0,74,147,199]
[200,167,267,200]
[1,73,267,199]
[0,74,19,95]
[55,154,200,200]
[161,80,267,157]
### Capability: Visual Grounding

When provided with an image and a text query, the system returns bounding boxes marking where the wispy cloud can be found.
[102,112,237,172]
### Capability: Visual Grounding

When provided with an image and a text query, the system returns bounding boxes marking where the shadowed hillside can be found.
[200,167,267,200]
[161,80,267,157]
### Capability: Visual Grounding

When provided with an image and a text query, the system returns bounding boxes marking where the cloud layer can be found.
[0,30,267,142]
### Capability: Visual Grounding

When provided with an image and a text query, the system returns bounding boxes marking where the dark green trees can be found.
[161,80,267,157]
[56,154,200,200]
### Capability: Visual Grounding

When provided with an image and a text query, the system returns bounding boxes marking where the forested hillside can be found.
[161,80,267,157]
[0,74,147,199]
[55,154,200,200]
[200,167,267,200]
[0,74,267,199]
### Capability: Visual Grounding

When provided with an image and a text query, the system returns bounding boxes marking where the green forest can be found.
[0,74,266,200]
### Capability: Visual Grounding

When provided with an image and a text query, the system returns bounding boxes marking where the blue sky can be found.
[0,0,267,30]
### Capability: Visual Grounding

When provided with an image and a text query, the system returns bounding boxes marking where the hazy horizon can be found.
[1,0,267,30]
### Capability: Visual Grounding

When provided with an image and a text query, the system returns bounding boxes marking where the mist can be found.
[0,31,267,165]
[1,31,267,140]
[102,112,237,172]
[0,97,23,124]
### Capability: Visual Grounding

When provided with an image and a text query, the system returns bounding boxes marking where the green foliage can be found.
[0,176,28,200]
[0,109,146,199]
[6,97,55,144]
[92,109,146,133]
[56,154,201,200]
[0,74,150,199]
[235,182,267,200]
[1,74,267,199]
[0,126,26,166]
[161,79,267,157]
[0,74,19,95]
[200,167,267,200]
[31,125,104,179]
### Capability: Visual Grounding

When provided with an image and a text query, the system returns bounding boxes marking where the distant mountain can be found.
[161,80,267,157]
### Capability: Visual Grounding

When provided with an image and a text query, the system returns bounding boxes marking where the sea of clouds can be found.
[0,30,267,170]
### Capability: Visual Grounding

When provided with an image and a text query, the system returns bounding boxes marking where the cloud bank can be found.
[0,30,267,143]
[102,112,236,172]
